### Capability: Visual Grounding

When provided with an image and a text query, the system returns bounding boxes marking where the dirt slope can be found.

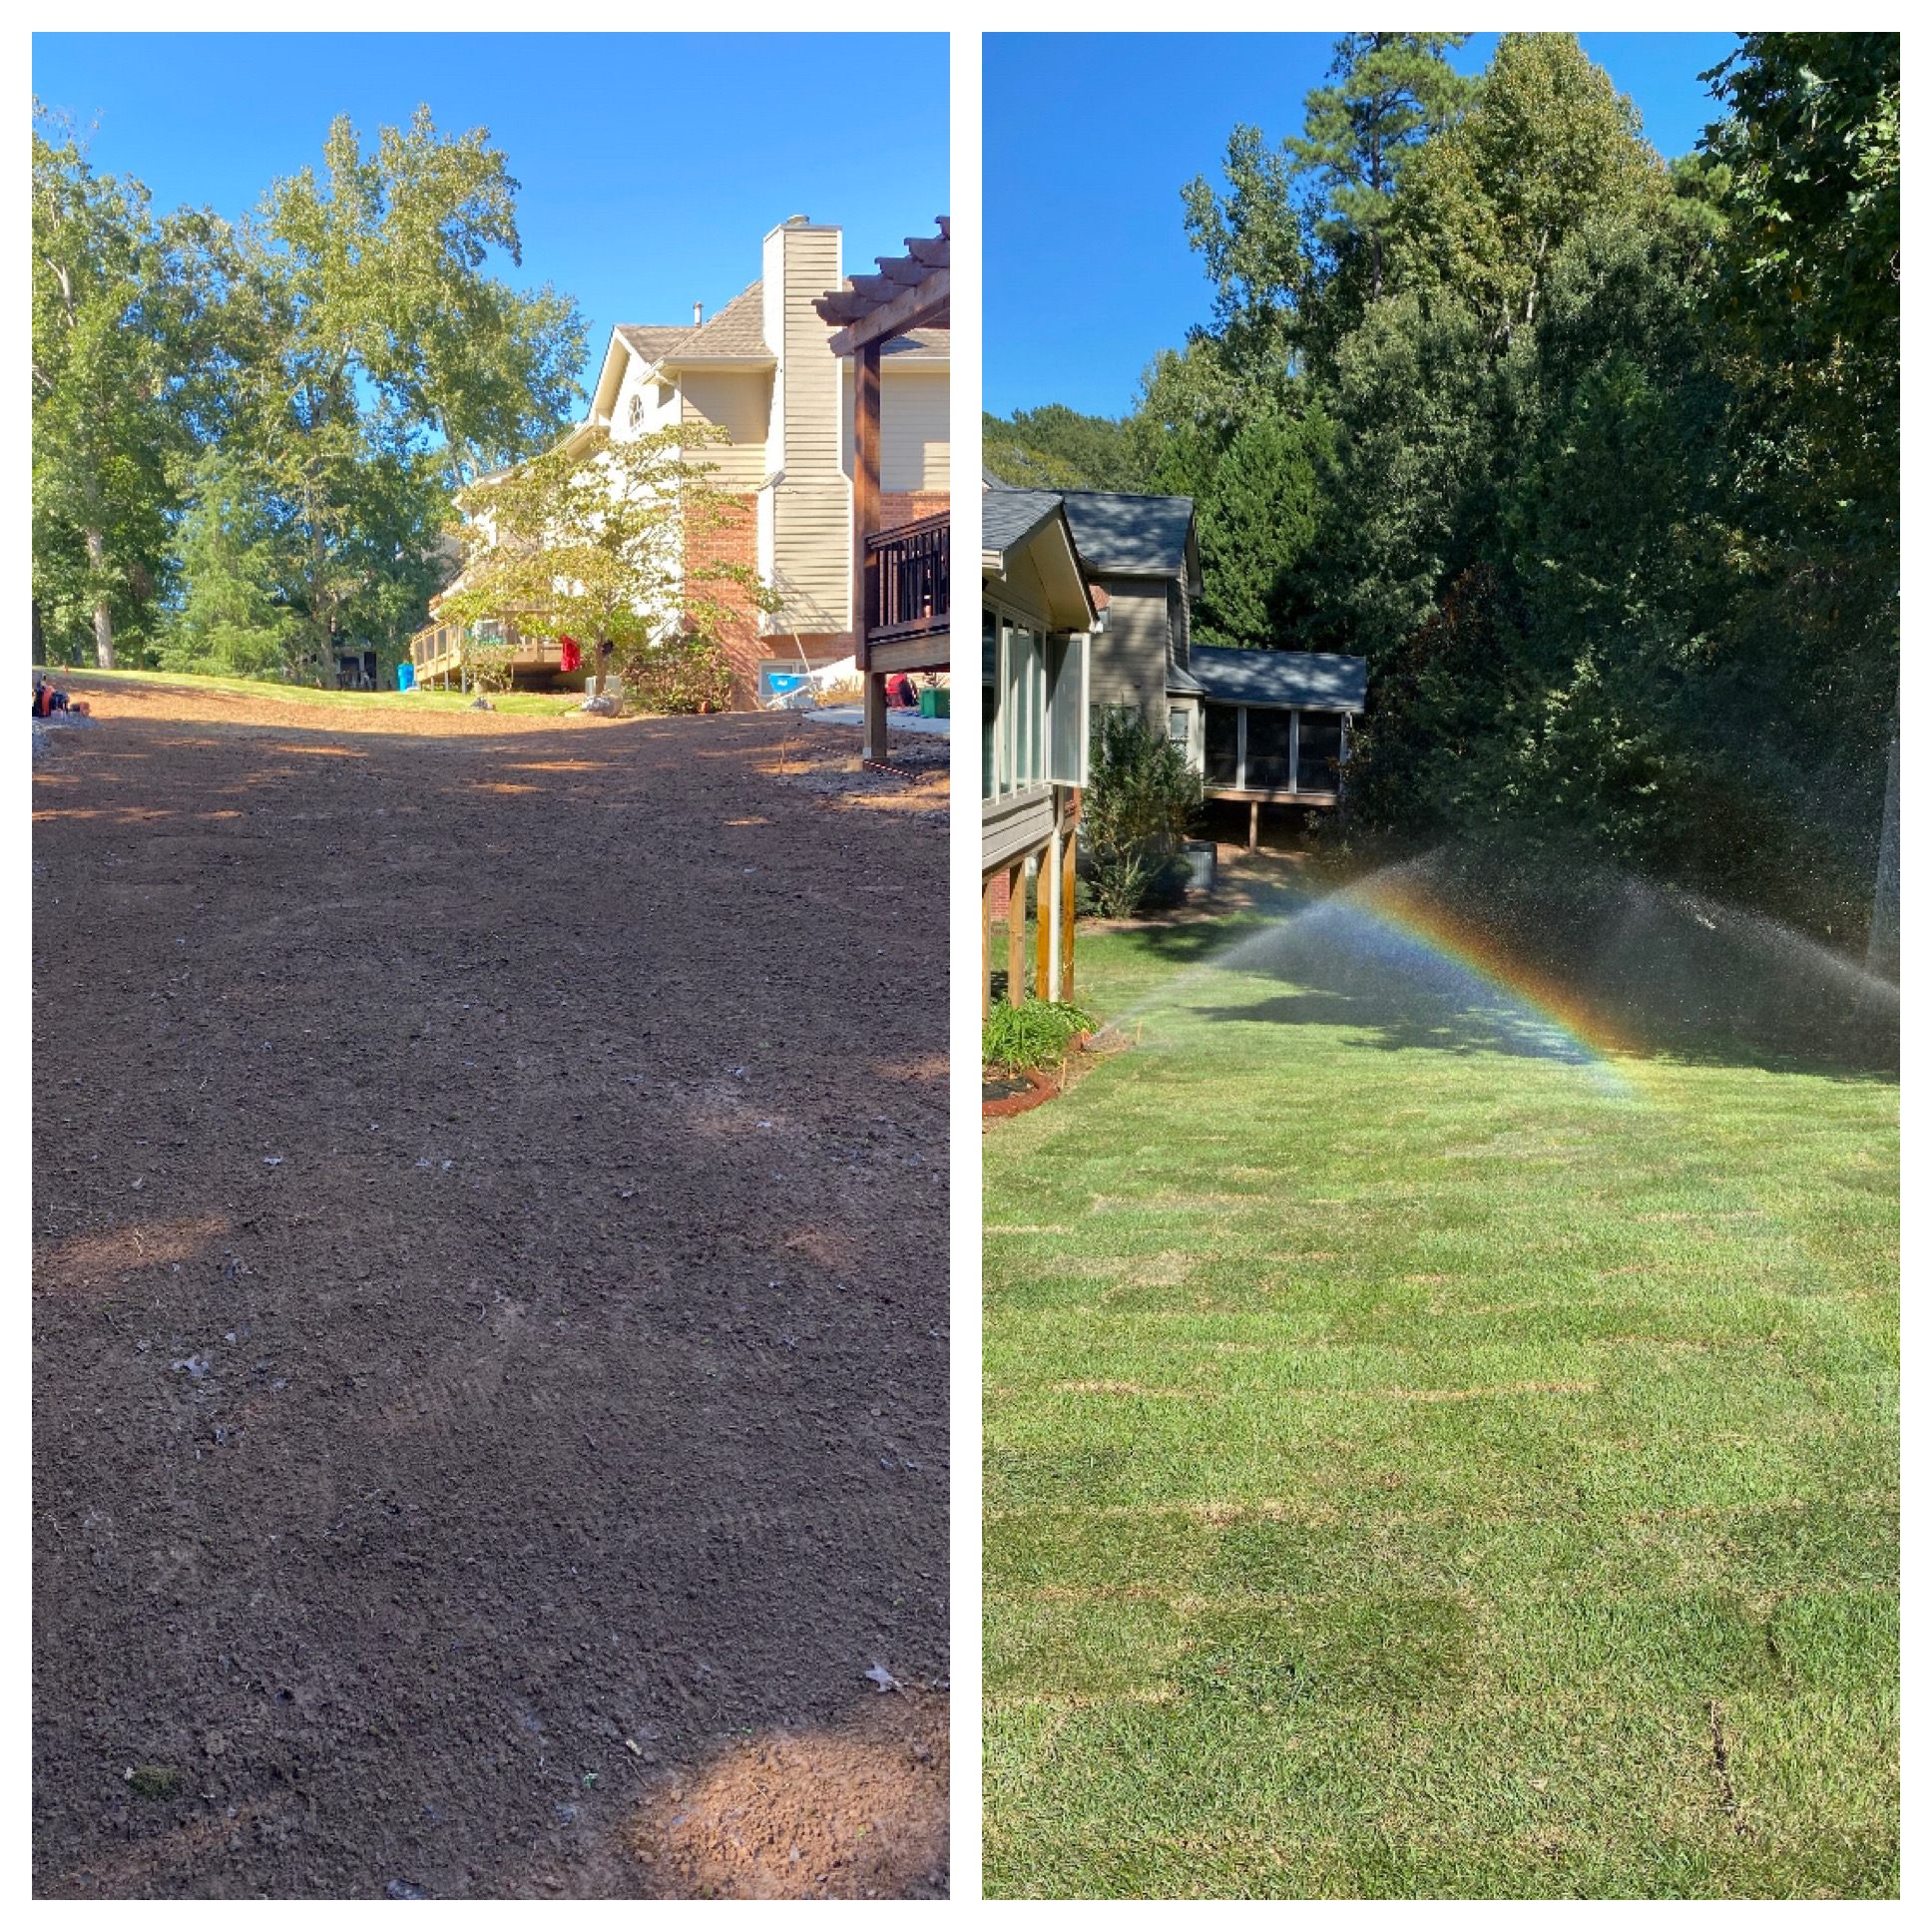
[32,694,949,1898]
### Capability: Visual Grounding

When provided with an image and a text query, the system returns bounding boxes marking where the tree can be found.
[1181,126,1307,389]
[982,403,1147,492]
[1287,33,1474,303]
[217,107,587,685]
[161,449,302,677]
[1388,33,1668,345]
[1081,707,1204,918]
[1194,407,1332,649]
[438,424,754,711]
[31,107,207,668]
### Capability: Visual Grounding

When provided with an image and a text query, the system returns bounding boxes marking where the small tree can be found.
[1082,706,1204,918]
[440,423,750,708]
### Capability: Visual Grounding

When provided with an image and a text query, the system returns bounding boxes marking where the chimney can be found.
[693,301,703,326]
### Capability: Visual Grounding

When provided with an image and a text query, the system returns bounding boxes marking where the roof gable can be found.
[669,280,770,360]
[1058,491,1199,580]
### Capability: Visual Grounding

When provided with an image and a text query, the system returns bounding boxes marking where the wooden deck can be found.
[409,619,579,689]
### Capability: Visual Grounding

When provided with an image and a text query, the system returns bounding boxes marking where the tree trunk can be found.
[32,598,45,667]
[1866,723,1899,982]
[84,526,115,669]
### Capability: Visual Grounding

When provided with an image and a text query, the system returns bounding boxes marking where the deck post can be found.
[1045,798,1063,1002]
[982,872,993,1020]
[854,339,884,763]
[1248,799,1258,850]
[1060,795,1078,1003]
[1036,840,1053,1002]
[1007,859,1026,1006]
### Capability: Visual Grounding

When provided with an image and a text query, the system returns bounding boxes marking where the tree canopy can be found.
[992,31,1899,952]
[30,101,587,685]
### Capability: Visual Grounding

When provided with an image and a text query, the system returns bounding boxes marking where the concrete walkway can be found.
[802,706,950,737]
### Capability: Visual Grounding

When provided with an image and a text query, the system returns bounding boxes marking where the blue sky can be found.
[33,33,950,410]
[986,32,1742,419]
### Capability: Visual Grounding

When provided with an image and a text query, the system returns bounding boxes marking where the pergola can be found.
[815,219,950,764]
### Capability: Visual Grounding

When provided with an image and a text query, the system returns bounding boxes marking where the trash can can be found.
[1184,839,1216,894]
[919,686,950,719]
[397,661,416,692]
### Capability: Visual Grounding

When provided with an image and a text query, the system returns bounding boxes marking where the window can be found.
[983,599,1089,800]
[982,606,998,800]
[1246,709,1293,790]
[1047,634,1089,785]
[1296,711,1344,793]
[1205,705,1239,786]
[1168,707,1191,748]
[628,393,647,431]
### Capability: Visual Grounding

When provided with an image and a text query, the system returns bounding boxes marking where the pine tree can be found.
[1287,34,1474,302]
[1194,409,1331,650]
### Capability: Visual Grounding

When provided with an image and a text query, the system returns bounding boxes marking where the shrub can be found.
[1081,706,1203,916]
[982,998,1098,1075]
[618,629,733,715]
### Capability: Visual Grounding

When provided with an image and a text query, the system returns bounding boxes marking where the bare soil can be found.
[32,679,949,1898]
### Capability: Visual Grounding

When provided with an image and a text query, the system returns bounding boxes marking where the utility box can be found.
[919,686,950,719]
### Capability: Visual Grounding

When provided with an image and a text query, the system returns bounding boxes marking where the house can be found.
[412,217,949,711]
[816,220,951,763]
[980,488,1094,1015]
[983,481,1368,849]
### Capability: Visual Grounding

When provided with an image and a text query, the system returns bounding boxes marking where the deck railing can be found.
[410,616,580,685]
[865,513,949,647]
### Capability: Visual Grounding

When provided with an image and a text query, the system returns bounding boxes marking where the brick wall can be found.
[688,489,951,710]
[881,490,949,531]
[685,494,763,710]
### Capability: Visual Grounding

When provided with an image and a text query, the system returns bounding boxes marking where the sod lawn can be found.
[983,854,1898,1899]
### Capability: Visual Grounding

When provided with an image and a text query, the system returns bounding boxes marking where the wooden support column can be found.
[1006,860,1026,1006]
[1035,846,1053,1002]
[1060,793,1079,1003]
[1045,800,1063,1002]
[853,339,884,763]
[1248,799,1259,850]
[982,871,993,1020]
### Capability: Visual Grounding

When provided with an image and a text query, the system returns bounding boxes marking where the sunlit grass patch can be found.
[984,876,1897,1898]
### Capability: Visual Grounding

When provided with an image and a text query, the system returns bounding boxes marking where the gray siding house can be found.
[984,481,1369,846]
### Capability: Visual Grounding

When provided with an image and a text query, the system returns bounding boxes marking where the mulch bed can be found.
[32,694,948,1898]
[980,1072,1058,1120]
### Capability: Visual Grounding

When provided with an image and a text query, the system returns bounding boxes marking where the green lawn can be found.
[59,665,589,717]
[984,856,1898,1899]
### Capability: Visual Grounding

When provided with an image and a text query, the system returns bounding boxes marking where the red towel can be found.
[559,636,581,673]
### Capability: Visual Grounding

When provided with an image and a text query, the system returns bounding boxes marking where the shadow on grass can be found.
[1102,850,1898,1084]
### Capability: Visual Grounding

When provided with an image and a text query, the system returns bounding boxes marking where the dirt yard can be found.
[32,676,950,1899]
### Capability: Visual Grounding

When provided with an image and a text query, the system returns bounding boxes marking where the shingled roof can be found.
[616,323,695,363]
[1057,491,1200,580]
[981,487,1068,561]
[672,281,771,359]
[1189,645,1367,712]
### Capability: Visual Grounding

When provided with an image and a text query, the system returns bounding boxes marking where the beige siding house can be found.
[589,218,950,705]
[981,488,1094,1012]
[417,217,949,709]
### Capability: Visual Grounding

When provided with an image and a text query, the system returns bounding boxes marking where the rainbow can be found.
[1104,868,1645,1096]
[1350,872,1643,1066]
